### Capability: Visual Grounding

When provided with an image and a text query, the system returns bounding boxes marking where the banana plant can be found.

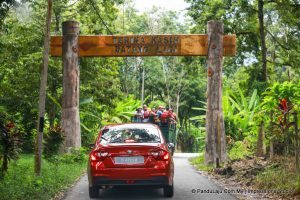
[190,100,207,123]
[190,87,260,140]
[48,94,102,133]
[228,87,259,133]
[101,95,141,125]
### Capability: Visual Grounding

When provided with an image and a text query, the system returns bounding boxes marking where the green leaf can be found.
[47,94,61,109]
[189,115,206,121]
[80,98,93,105]
[81,122,91,132]
[248,89,257,110]
[191,107,207,111]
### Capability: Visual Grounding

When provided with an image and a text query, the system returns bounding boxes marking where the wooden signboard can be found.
[50,34,236,57]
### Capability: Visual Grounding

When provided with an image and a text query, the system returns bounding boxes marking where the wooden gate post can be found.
[205,21,226,166]
[61,21,81,149]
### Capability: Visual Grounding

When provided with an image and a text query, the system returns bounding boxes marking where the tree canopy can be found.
[0,0,299,169]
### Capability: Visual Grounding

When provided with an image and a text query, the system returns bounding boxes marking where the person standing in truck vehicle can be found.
[160,108,170,126]
[135,108,143,122]
[168,109,177,124]
[142,105,151,122]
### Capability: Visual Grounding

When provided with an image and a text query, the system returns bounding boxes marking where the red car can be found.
[88,123,174,198]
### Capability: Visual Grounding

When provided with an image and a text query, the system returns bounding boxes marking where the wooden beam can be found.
[50,34,236,57]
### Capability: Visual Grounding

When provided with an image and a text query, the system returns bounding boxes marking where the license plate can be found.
[114,156,144,164]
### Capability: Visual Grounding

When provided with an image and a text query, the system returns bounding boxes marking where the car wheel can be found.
[163,184,174,197]
[89,186,99,198]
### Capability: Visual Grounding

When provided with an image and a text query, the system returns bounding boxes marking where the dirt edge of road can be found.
[190,157,299,200]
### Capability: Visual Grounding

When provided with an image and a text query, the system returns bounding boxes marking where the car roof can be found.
[103,123,160,129]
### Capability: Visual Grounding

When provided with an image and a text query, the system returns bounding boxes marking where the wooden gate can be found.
[50,20,236,164]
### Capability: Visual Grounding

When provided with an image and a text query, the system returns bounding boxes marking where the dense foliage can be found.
[0,0,208,155]
[0,1,299,194]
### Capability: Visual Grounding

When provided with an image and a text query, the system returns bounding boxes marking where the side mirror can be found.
[167,143,175,156]
[168,143,175,149]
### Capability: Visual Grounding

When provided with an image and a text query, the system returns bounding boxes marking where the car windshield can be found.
[99,127,161,144]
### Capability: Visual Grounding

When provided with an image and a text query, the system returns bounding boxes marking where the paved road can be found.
[63,153,237,200]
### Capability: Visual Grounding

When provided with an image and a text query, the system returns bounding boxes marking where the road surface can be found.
[63,153,237,200]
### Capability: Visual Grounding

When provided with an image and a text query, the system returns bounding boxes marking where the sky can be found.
[133,0,190,12]
[133,0,191,23]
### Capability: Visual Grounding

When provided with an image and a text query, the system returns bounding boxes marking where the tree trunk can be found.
[176,92,180,118]
[269,139,274,160]
[34,0,52,176]
[294,113,299,173]
[258,0,268,82]
[123,59,128,96]
[256,121,266,157]
[48,105,55,128]
[269,111,274,160]
[54,10,60,33]
[141,64,145,107]
[61,21,81,150]
[161,57,171,108]
[205,21,226,166]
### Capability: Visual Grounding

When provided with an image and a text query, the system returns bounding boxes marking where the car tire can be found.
[89,186,99,198]
[163,184,174,197]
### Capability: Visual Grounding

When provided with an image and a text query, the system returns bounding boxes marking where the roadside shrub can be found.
[243,131,259,151]
[0,121,22,178]
[189,153,214,172]
[59,147,88,164]
[228,141,252,161]
[44,147,88,165]
[177,131,196,152]
[43,125,64,161]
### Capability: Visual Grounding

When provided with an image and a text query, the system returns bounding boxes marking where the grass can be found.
[254,165,300,196]
[0,154,87,200]
[228,141,252,161]
[189,153,214,172]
